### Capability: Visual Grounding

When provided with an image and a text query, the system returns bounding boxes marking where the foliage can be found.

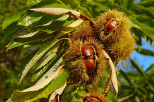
[0,0,154,102]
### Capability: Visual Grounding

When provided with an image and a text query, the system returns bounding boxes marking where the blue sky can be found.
[118,39,154,71]
[117,0,154,71]
[136,0,141,3]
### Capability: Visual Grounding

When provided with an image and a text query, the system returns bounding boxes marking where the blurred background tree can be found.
[0,0,27,101]
[0,0,153,102]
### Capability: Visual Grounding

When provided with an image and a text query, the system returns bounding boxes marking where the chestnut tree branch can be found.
[119,94,134,102]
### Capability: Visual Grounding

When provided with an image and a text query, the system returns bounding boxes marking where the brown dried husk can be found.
[72,23,94,40]
[79,91,110,102]
[64,38,108,85]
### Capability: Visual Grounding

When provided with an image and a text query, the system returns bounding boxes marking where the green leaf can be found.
[136,15,154,30]
[80,0,87,6]
[27,0,43,6]
[18,0,71,27]
[39,15,74,33]
[4,22,23,40]
[61,19,83,33]
[120,70,133,86]
[136,86,147,95]
[19,49,39,78]
[138,0,154,7]
[130,17,154,40]
[136,48,154,56]
[130,59,146,77]
[19,39,59,83]
[86,0,109,16]
[145,64,154,73]
[61,84,85,102]
[35,48,58,71]
[132,5,154,18]
[2,8,27,29]
[33,1,67,8]
[61,0,79,9]
[123,0,134,9]
[8,69,69,102]
[6,31,55,51]
[31,47,66,82]
[147,83,154,92]
[37,14,62,26]
[107,91,119,102]
[22,65,63,92]
[109,0,115,4]
[18,12,45,26]
[131,28,142,46]
[146,36,153,45]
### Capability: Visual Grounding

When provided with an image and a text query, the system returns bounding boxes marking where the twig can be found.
[116,68,121,72]
[119,94,134,102]
[122,60,126,68]
[79,14,95,27]
[67,33,72,47]
[8,0,14,11]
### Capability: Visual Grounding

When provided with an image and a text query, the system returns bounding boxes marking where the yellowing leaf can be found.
[61,19,83,33]
[19,39,59,83]
[7,69,69,102]
[28,8,81,18]
[49,83,67,101]
[102,50,118,95]
[22,65,63,92]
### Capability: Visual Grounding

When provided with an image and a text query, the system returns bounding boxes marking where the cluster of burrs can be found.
[29,8,135,102]
[64,10,135,101]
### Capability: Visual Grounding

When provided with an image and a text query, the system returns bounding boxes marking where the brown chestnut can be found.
[87,99,98,102]
[83,58,95,70]
[106,20,117,32]
[81,46,94,57]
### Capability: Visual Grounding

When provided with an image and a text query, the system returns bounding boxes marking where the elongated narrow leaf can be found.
[138,0,154,7]
[36,48,58,71]
[145,64,154,73]
[61,84,85,102]
[6,31,54,51]
[27,0,43,6]
[2,8,27,29]
[22,65,63,92]
[31,55,57,82]
[36,58,63,84]
[4,22,23,40]
[61,0,80,9]
[102,50,118,95]
[19,39,59,83]
[147,83,154,92]
[37,14,62,26]
[39,15,74,33]
[61,19,83,33]
[49,83,67,101]
[120,70,133,86]
[136,48,154,56]
[7,69,69,102]
[18,0,69,27]
[32,48,65,82]
[130,59,146,77]
[122,0,134,9]
[28,8,81,18]
[18,12,45,26]
[130,16,154,40]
